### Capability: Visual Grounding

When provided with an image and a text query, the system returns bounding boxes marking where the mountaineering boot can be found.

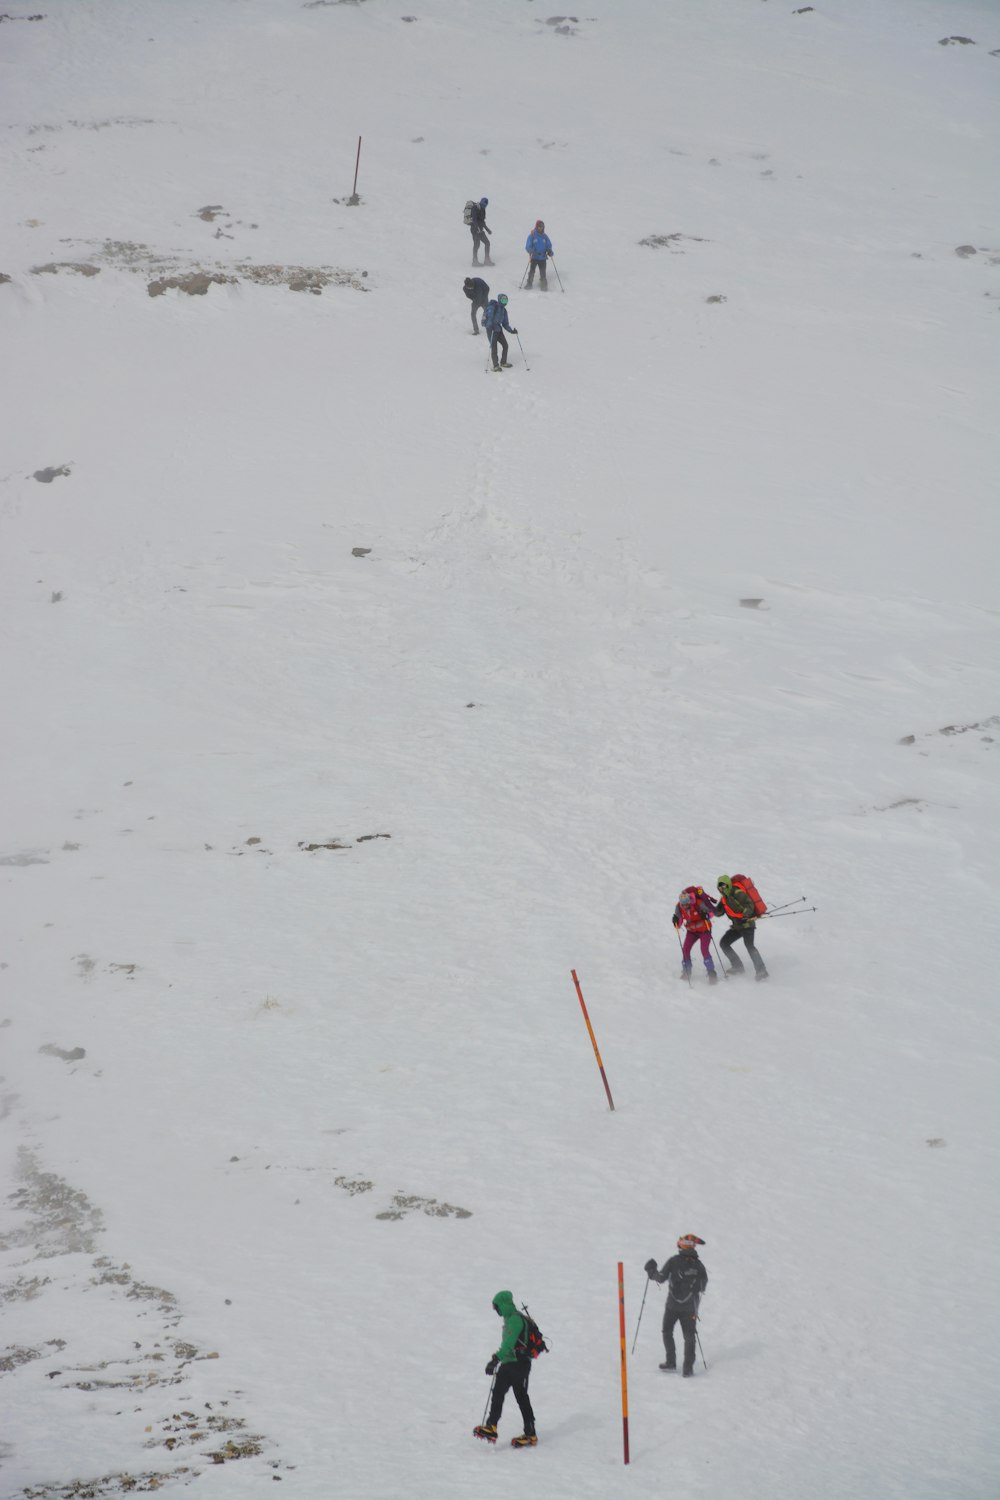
[659,1361,676,1372]
[755,969,769,982]
[682,1366,694,1378]
[473,1424,498,1443]
[500,359,512,367]
[485,257,495,266]
[726,965,745,977]
[707,970,718,986]
[511,1433,538,1448]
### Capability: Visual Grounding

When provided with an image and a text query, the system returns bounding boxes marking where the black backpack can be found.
[515,1307,549,1360]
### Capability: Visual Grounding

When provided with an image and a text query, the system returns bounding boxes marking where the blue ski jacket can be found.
[525,229,553,262]
[483,299,511,334]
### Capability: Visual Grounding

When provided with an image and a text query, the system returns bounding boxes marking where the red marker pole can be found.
[570,970,615,1111]
[618,1262,630,1465]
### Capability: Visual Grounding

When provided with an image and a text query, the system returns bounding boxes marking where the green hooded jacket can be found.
[717,878,755,931]
[492,1289,526,1364]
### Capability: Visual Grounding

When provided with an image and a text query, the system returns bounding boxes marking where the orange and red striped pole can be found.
[618,1261,630,1464]
[570,969,615,1111]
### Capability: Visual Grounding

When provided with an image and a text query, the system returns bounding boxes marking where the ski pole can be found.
[630,1275,650,1354]
[675,928,691,987]
[758,906,821,918]
[519,259,531,290]
[696,1325,708,1370]
[550,257,565,293]
[767,897,808,915]
[484,335,494,375]
[481,1372,496,1426]
[514,330,530,371]
[710,934,729,979]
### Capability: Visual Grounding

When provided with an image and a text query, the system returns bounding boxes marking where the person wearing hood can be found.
[463,275,490,334]
[716,875,768,980]
[473,1289,538,1447]
[524,219,553,289]
[644,1235,708,1377]
[469,197,493,266]
[482,293,517,371]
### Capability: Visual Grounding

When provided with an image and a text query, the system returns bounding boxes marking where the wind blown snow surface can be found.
[1,1,999,1496]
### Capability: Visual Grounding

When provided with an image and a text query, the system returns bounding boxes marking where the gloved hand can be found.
[510,328,518,335]
[644,1259,658,1277]
[485,1356,498,1376]
[546,249,554,257]
[672,918,680,929]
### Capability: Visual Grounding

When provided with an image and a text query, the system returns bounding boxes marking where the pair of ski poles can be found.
[518,256,565,293]
[632,1273,708,1370]
[756,896,816,920]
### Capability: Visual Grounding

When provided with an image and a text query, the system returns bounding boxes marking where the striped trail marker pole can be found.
[618,1262,630,1464]
[570,969,615,1111]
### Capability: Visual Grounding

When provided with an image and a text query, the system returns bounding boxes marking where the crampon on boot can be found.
[473,1423,498,1443]
[511,1433,538,1448]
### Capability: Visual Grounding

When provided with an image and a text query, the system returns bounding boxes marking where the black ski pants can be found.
[490,330,509,368]
[526,258,548,289]
[469,290,488,333]
[720,926,766,975]
[471,227,491,264]
[663,1308,697,1374]
[487,1358,535,1435]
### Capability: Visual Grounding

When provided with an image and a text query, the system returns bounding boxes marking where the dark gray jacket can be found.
[649,1250,707,1312]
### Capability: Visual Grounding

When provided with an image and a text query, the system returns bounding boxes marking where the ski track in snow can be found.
[1,1,999,1497]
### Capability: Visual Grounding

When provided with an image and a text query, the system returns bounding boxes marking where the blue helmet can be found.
[480,197,488,206]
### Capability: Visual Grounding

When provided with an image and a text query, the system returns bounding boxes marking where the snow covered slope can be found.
[1,2,998,1496]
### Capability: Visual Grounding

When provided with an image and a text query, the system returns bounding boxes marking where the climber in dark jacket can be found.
[470,198,493,266]
[644,1235,708,1376]
[482,294,517,370]
[717,875,768,980]
[463,275,490,334]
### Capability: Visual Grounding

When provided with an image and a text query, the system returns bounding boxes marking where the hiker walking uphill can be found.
[473,1290,541,1448]
[524,219,553,289]
[483,293,517,371]
[466,197,493,266]
[673,885,718,984]
[463,275,489,334]
[644,1235,708,1377]
[717,875,768,980]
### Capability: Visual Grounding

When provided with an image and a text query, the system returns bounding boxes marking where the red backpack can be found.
[677,886,712,932]
[731,874,767,917]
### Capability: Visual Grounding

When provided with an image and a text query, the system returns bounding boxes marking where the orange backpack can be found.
[731,874,767,917]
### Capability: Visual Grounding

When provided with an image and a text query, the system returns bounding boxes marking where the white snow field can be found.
[1,1,999,1496]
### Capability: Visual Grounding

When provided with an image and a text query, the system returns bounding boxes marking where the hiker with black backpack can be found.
[643,1235,708,1377]
[463,275,490,334]
[716,875,768,980]
[482,293,517,371]
[466,197,493,266]
[473,1290,543,1448]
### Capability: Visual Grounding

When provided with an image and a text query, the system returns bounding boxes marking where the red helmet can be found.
[677,1234,705,1251]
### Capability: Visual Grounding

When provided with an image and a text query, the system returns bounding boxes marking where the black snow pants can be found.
[471,227,491,264]
[490,330,509,368]
[526,258,548,289]
[663,1308,697,1373]
[720,925,766,975]
[487,1358,535,1435]
[469,290,488,332]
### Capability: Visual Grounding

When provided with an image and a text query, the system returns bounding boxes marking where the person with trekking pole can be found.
[524,219,554,290]
[716,875,768,980]
[482,293,517,371]
[473,1290,539,1447]
[643,1235,708,1377]
[672,885,718,985]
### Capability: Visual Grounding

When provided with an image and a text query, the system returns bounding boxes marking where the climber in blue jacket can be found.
[524,220,554,290]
